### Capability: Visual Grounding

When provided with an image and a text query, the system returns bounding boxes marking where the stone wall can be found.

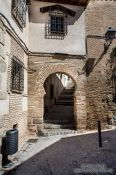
[85,0,116,129]
[28,54,86,134]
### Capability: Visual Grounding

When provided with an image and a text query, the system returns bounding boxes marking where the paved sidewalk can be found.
[1,129,116,175]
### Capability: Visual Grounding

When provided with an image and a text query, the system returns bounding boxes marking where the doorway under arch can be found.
[28,62,87,134]
[43,72,76,130]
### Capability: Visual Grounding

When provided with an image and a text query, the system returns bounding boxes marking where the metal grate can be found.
[11,57,24,93]
[12,0,26,28]
[45,11,67,39]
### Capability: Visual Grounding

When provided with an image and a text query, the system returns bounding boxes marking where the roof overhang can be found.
[40,4,76,16]
[27,0,90,6]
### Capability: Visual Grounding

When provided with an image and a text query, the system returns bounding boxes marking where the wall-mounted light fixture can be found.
[104,27,116,53]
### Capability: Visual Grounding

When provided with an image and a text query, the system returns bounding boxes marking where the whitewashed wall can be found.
[0,31,11,117]
[22,53,28,112]
[0,0,29,47]
[29,1,86,55]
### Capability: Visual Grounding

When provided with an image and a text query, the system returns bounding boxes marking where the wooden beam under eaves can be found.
[29,0,90,6]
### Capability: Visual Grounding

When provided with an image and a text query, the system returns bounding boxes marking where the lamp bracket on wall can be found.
[104,27,116,54]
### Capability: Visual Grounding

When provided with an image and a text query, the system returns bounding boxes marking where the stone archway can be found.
[28,62,87,134]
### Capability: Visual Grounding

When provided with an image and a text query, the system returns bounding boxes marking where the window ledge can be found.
[22,94,28,97]
[11,90,23,94]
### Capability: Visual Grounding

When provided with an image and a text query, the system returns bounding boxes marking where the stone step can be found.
[44,120,74,124]
[55,101,74,105]
[57,98,73,102]
[40,129,79,136]
[62,89,74,93]
[58,97,73,101]
[61,92,74,96]
[44,123,74,129]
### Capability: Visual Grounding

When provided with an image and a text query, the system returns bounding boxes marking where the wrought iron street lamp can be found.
[105,27,116,40]
[104,27,116,53]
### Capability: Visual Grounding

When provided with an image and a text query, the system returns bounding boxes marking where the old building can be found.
[0,0,29,168]
[0,0,116,169]
[86,0,116,129]
[28,0,87,135]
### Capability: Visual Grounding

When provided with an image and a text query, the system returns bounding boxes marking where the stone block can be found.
[28,124,37,132]
[33,118,43,124]
[77,119,87,130]
[37,124,44,131]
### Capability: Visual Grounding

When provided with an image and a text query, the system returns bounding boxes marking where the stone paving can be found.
[1,129,116,175]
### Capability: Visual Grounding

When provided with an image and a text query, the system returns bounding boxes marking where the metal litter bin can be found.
[5,129,18,155]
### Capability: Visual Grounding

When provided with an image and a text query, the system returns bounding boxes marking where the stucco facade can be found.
[28,1,86,55]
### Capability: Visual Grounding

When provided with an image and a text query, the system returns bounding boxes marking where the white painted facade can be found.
[0,0,29,117]
[0,0,29,47]
[0,21,10,117]
[29,1,86,55]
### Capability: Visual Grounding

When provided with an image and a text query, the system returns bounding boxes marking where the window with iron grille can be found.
[11,57,24,93]
[45,11,67,39]
[51,14,65,34]
[11,0,26,28]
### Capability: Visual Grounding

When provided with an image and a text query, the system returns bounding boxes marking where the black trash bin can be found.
[5,129,18,155]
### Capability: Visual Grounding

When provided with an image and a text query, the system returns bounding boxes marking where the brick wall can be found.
[28,55,87,133]
[86,0,116,129]
[1,37,28,149]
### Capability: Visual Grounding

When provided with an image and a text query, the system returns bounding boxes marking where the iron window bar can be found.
[11,56,24,93]
[12,0,26,28]
[45,11,67,39]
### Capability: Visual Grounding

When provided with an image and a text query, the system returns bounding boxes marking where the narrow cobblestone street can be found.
[2,129,116,175]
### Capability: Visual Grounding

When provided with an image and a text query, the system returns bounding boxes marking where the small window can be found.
[50,15,65,34]
[11,0,26,28]
[11,57,24,93]
[45,11,67,39]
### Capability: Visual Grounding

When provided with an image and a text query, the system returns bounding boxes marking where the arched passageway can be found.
[44,73,75,130]
[28,61,87,135]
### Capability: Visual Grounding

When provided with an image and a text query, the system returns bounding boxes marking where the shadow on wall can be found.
[28,3,85,26]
